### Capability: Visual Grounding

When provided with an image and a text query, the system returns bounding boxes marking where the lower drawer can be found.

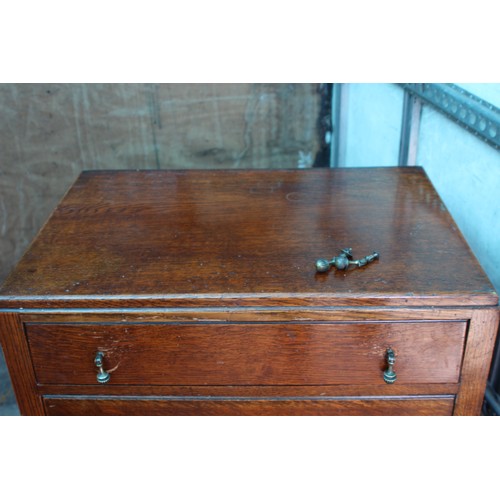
[43,396,455,416]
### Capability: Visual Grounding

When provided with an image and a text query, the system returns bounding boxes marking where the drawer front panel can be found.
[43,396,455,416]
[26,321,467,386]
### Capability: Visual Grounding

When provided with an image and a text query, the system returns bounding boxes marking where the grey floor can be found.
[0,346,20,416]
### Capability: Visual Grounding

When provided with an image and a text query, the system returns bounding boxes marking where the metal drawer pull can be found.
[383,348,397,384]
[315,247,379,273]
[94,351,111,384]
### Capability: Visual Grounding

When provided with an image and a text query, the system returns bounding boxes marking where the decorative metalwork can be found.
[315,248,379,273]
[94,351,110,384]
[400,83,499,150]
[383,348,397,384]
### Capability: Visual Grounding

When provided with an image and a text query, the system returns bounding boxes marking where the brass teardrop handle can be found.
[383,348,397,384]
[94,351,111,384]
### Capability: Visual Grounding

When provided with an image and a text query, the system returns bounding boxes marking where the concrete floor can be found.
[0,346,20,416]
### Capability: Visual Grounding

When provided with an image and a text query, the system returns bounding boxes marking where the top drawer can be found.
[25,321,467,386]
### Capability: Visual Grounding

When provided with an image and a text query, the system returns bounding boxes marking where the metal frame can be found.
[400,83,499,150]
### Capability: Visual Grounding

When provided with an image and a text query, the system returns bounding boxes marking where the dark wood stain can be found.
[0,313,44,415]
[26,321,466,386]
[43,396,455,416]
[0,168,496,308]
[0,168,497,416]
[34,383,460,398]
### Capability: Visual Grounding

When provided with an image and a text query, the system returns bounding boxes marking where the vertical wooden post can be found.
[454,308,500,415]
[0,313,45,415]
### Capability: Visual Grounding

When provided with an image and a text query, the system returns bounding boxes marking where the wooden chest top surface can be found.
[0,167,497,308]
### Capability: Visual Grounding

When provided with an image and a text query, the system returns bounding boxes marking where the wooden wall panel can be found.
[0,83,322,283]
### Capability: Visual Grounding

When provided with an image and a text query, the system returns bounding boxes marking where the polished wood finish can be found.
[455,309,500,415]
[43,396,455,416]
[0,168,497,308]
[26,321,466,386]
[0,313,44,415]
[0,168,498,415]
[35,383,460,397]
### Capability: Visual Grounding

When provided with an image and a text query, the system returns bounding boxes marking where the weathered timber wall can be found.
[0,83,322,283]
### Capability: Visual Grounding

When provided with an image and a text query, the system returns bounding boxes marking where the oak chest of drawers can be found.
[0,167,498,415]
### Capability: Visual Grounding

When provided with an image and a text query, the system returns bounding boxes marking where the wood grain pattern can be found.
[2,294,496,309]
[0,168,497,308]
[36,383,459,397]
[454,309,500,415]
[0,84,322,285]
[0,313,44,415]
[43,396,455,416]
[1,168,498,416]
[19,307,477,324]
[26,321,466,386]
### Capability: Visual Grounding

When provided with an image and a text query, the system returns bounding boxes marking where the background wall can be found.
[417,102,500,293]
[344,83,404,167]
